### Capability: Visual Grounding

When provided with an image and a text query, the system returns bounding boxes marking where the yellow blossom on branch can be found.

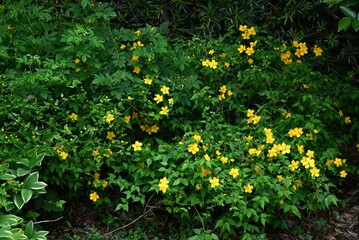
[69,113,78,121]
[158,177,169,193]
[310,167,320,177]
[132,141,143,151]
[243,183,254,193]
[188,143,199,154]
[160,106,169,115]
[160,86,170,95]
[340,170,347,178]
[144,77,153,85]
[105,114,115,123]
[209,177,220,188]
[106,131,115,140]
[154,94,163,104]
[229,168,239,179]
[90,192,100,202]
[288,160,299,171]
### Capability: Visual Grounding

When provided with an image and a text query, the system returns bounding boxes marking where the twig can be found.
[33,216,63,224]
[104,202,161,237]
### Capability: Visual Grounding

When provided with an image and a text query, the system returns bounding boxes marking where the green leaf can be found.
[0,230,13,240]
[24,221,34,237]
[352,20,359,31]
[338,17,352,31]
[340,6,357,19]
[0,174,16,181]
[291,205,301,218]
[172,179,181,186]
[322,0,342,4]
[16,168,30,177]
[24,172,39,189]
[21,189,33,203]
[0,214,23,227]
[30,181,47,190]
[14,194,25,209]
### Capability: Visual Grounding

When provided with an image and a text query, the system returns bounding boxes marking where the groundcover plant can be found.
[0,1,358,239]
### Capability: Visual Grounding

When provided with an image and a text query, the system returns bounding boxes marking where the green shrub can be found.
[1,1,358,238]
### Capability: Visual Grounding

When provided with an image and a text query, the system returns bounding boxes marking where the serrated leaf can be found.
[340,6,357,19]
[21,189,33,203]
[338,17,352,31]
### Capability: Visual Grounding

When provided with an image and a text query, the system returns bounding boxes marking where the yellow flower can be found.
[303,84,310,89]
[204,154,211,161]
[133,66,141,74]
[192,134,202,142]
[200,166,211,177]
[74,58,81,64]
[59,151,68,160]
[301,157,315,169]
[188,143,199,154]
[106,131,115,140]
[229,168,239,179]
[247,115,261,125]
[94,173,100,180]
[159,106,169,115]
[209,177,220,188]
[310,167,320,177]
[120,44,126,49]
[195,183,201,190]
[245,47,255,56]
[132,141,143,151]
[132,55,139,61]
[90,192,100,202]
[105,114,115,123]
[69,113,78,121]
[134,30,141,36]
[277,175,284,182]
[220,156,228,164]
[288,128,303,138]
[239,25,248,32]
[144,77,153,85]
[224,62,230,67]
[168,98,174,105]
[216,150,221,156]
[306,150,314,158]
[158,177,169,193]
[248,58,254,65]
[124,115,131,124]
[279,199,284,205]
[339,110,344,117]
[219,85,227,94]
[246,135,253,141]
[237,45,246,53]
[297,145,304,154]
[255,165,261,174]
[8,24,13,30]
[243,183,254,193]
[208,49,215,55]
[75,68,81,72]
[102,181,108,188]
[227,90,233,96]
[93,150,99,156]
[340,170,347,178]
[160,86,170,95]
[103,148,112,157]
[154,94,164,104]
[288,160,299,171]
[326,159,334,167]
[313,45,323,56]
[345,116,351,125]
[333,158,343,167]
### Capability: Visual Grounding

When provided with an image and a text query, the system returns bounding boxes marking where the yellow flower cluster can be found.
[264,128,275,144]
[267,143,291,158]
[288,127,303,138]
[326,158,348,178]
[188,143,200,154]
[158,177,169,193]
[54,146,69,160]
[246,109,261,125]
[140,124,159,135]
[312,45,323,56]
[69,112,78,121]
[280,51,292,65]
[202,59,218,69]
[218,85,233,101]
[239,25,256,39]
[293,41,308,58]
[237,41,257,57]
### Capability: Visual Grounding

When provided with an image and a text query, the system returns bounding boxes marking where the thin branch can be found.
[33,216,63,224]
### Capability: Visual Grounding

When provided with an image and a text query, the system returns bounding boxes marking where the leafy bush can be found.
[1,0,358,238]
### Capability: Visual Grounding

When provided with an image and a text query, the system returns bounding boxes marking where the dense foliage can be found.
[0,0,358,239]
